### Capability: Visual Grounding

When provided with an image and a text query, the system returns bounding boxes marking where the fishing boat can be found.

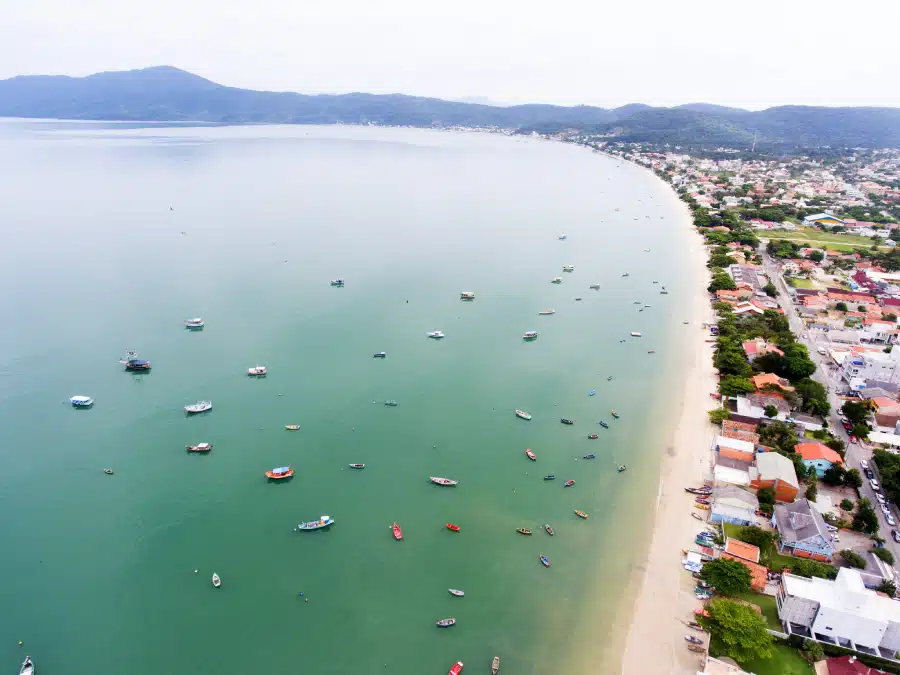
[70,395,94,407]
[695,503,709,510]
[449,589,465,597]
[574,297,582,301]
[611,410,620,419]
[560,418,574,425]
[543,475,555,481]
[392,522,403,540]
[583,453,596,459]
[460,292,475,300]
[436,618,456,627]
[538,309,555,315]
[330,279,345,286]
[523,330,538,340]
[212,573,221,588]
[617,465,627,473]
[248,365,268,376]
[449,661,464,675]
[588,434,598,439]
[647,349,656,354]
[515,409,532,420]
[186,442,213,453]
[598,420,609,428]
[588,389,596,396]
[516,528,532,535]
[19,656,33,675]
[446,523,460,532]
[574,510,588,519]
[622,272,629,277]
[184,317,204,330]
[685,635,704,645]
[184,401,212,414]
[607,375,613,381]
[427,330,445,339]
[285,424,300,430]
[492,656,500,675]
[525,449,537,461]
[589,284,601,290]
[296,515,335,531]
[660,289,669,295]
[551,276,562,284]
[564,480,575,487]
[384,400,398,406]
[544,524,554,535]
[121,350,151,371]
[558,234,567,240]
[539,555,551,568]
[349,463,365,469]
[265,466,293,479]
[687,621,704,631]
[691,513,704,521]
[630,332,641,338]
[562,265,575,272]
[430,476,458,486]
[373,352,387,358]
[103,468,114,475]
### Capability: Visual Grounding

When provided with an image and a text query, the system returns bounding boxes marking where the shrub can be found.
[840,549,867,569]
[874,548,895,565]
[708,408,731,425]
[840,498,854,511]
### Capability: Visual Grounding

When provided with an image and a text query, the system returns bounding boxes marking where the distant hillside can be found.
[0,66,898,149]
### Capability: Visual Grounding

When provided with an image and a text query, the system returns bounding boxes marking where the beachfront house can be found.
[776,568,900,660]
[772,498,834,561]
[795,441,845,477]
[750,451,800,502]
[721,539,767,591]
[710,486,759,526]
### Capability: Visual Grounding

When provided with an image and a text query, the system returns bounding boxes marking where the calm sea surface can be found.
[0,120,694,675]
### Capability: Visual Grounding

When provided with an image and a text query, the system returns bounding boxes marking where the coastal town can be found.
[561,138,900,675]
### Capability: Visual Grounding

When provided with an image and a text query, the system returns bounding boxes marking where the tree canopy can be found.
[852,498,880,535]
[702,599,774,663]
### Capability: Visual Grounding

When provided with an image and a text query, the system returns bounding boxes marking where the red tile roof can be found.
[795,442,843,465]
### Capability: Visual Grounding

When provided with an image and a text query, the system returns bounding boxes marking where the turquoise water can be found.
[0,121,693,674]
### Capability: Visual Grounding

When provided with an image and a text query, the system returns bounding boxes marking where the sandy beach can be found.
[620,199,719,675]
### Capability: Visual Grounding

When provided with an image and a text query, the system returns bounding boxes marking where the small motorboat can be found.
[617,465,627,473]
[516,528,532,535]
[622,272,629,277]
[330,279,345,286]
[70,395,94,407]
[184,317,205,330]
[184,401,212,414]
[583,453,596,459]
[611,410,620,419]
[449,589,465,597]
[460,292,475,300]
[538,309,556,315]
[103,468,114,475]
[558,234,567,240]
[427,330,445,339]
[265,466,293,479]
[574,510,588,519]
[212,573,221,588]
[544,524,554,536]
[384,400,399,406]
[523,330,538,340]
[551,276,562,284]
[562,265,575,272]
[525,449,537,461]
[543,475,555,480]
[121,350,151,371]
[392,522,403,540]
[630,332,642,337]
[560,418,574,425]
[515,410,532,420]
[691,513,704,521]
[492,656,500,675]
[373,352,387,358]
[598,420,609,429]
[19,656,34,675]
[661,289,669,295]
[589,284,600,290]
[647,349,656,354]
[588,434,599,439]
[449,661,464,675]
[685,635,704,645]
[436,618,456,627]
[186,442,213,453]
[285,424,300,430]
[564,480,574,487]
[248,365,268,376]
[539,555,551,568]
[295,515,335,531]
[430,476,459,486]
[607,375,613,381]
[446,523,460,532]
[574,297,582,301]
[687,621,704,631]
[588,389,596,396]
[349,463,365,469]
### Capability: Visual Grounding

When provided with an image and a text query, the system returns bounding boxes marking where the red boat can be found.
[564,480,575,487]
[446,523,460,532]
[392,522,403,540]
[588,434,599,439]
[449,662,464,675]
[525,449,537,461]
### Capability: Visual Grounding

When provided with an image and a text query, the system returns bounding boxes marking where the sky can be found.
[1,0,899,110]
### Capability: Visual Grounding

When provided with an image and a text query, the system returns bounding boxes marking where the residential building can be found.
[721,545,768,591]
[841,349,900,390]
[772,498,834,560]
[776,568,900,660]
[724,537,761,563]
[735,393,792,421]
[721,419,761,444]
[795,441,845,477]
[715,435,756,463]
[750,451,800,502]
[752,372,795,393]
[742,339,785,361]
[710,486,759,526]
[820,655,891,675]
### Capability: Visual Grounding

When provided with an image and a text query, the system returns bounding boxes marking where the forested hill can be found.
[1,66,898,149]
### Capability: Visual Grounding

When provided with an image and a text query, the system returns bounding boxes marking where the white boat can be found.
[430,476,459,486]
[538,309,555,315]
[449,589,465,597]
[427,331,445,339]
[551,277,562,284]
[562,265,575,272]
[248,365,268,376]
[186,442,213,453]
[630,332,642,337]
[296,515,335,530]
[19,656,33,675]
[185,400,212,414]
[212,573,221,588]
[589,284,600,290]
[515,409,532,420]
[184,317,205,329]
[460,292,475,300]
[70,395,94,407]
[523,330,538,339]
[622,272,629,277]
[558,234,567,240]
[330,279,345,286]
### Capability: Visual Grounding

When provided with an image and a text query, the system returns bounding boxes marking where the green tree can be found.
[763,281,777,297]
[759,206,786,222]
[852,422,870,440]
[709,271,738,292]
[805,480,818,502]
[708,408,731,425]
[781,343,817,380]
[874,548,895,565]
[842,401,870,426]
[822,464,846,486]
[808,250,825,263]
[858,305,867,313]
[719,376,755,397]
[836,302,849,312]
[826,437,846,454]
[702,598,774,663]
[699,558,752,596]
[757,486,775,508]
[764,404,778,418]
[877,580,897,598]
[844,468,863,490]
[852,498,880,534]
[840,549,867,569]
[802,639,825,664]
[789,558,838,579]
[736,525,775,550]
[840,498,854,511]
[794,378,831,416]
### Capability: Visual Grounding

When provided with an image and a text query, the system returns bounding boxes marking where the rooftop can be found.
[782,568,900,624]
[754,451,799,488]
[724,537,761,563]
[773,498,830,544]
[795,441,844,465]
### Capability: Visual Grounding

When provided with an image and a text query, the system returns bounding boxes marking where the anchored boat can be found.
[551,276,562,284]
[392,522,403,540]
[564,480,575,487]
[492,656,500,675]
[538,309,555,315]
[460,292,475,300]
[611,410,620,419]
[70,395,94,407]
[184,401,212,414]
[373,352,387,358]
[248,365,268,376]
[295,515,334,531]
[539,555,551,568]
[285,424,300,430]
[186,442,213,453]
[330,279,345,286]
[449,588,465,597]
[19,656,34,675]
[436,618,456,627]
[560,418,574,425]
[544,524,554,536]
[543,475,555,481]
[515,409,532,420]
[427,330,445,339]
[598,420,609,428]
[212,573,221,588]
[121,350,151,371]
[265,466,293,479]
[349,463,365,469]
[184,317,204,330]
[525,449,537,461]
[583,453,596,459]
[449,661,464,675]
[562,265,575,272]
[516,528,532,535]
[430,476,458,486]
[446,523,460,532]
[574,510,588,519]
[523,330,538,340]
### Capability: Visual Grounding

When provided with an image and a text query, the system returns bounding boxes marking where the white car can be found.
[877,493,886,504]
[861,459,869,470]
[889,515,897,526]
[871,479,881,491]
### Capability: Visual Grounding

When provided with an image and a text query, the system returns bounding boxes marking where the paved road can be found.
[759,246,900,561]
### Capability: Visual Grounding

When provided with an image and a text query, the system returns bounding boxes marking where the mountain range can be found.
[1,66,898,149]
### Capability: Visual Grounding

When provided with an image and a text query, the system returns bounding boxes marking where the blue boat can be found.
[539,555,551,568]
[121,350,151,371]
[543,475,556,481]
[598,421,609,429]
[588,389,596,396]
[583,453,596,459]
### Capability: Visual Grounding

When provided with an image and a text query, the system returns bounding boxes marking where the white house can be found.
[841,348,900,390]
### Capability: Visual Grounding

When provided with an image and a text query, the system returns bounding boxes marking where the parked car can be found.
[871,478,881,490]
[892,529,900,544]
[877,493,886,504]
[861,459,869,470]
[850,436,859,444]
[888,515,897,527]
[866,468,875,480]
[825,524,838,532]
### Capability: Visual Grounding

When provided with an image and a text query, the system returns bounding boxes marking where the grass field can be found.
[787,277,818,289]
[765,227,890,252]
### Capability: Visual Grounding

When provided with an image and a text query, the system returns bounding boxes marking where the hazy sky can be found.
[1,0,898,109]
